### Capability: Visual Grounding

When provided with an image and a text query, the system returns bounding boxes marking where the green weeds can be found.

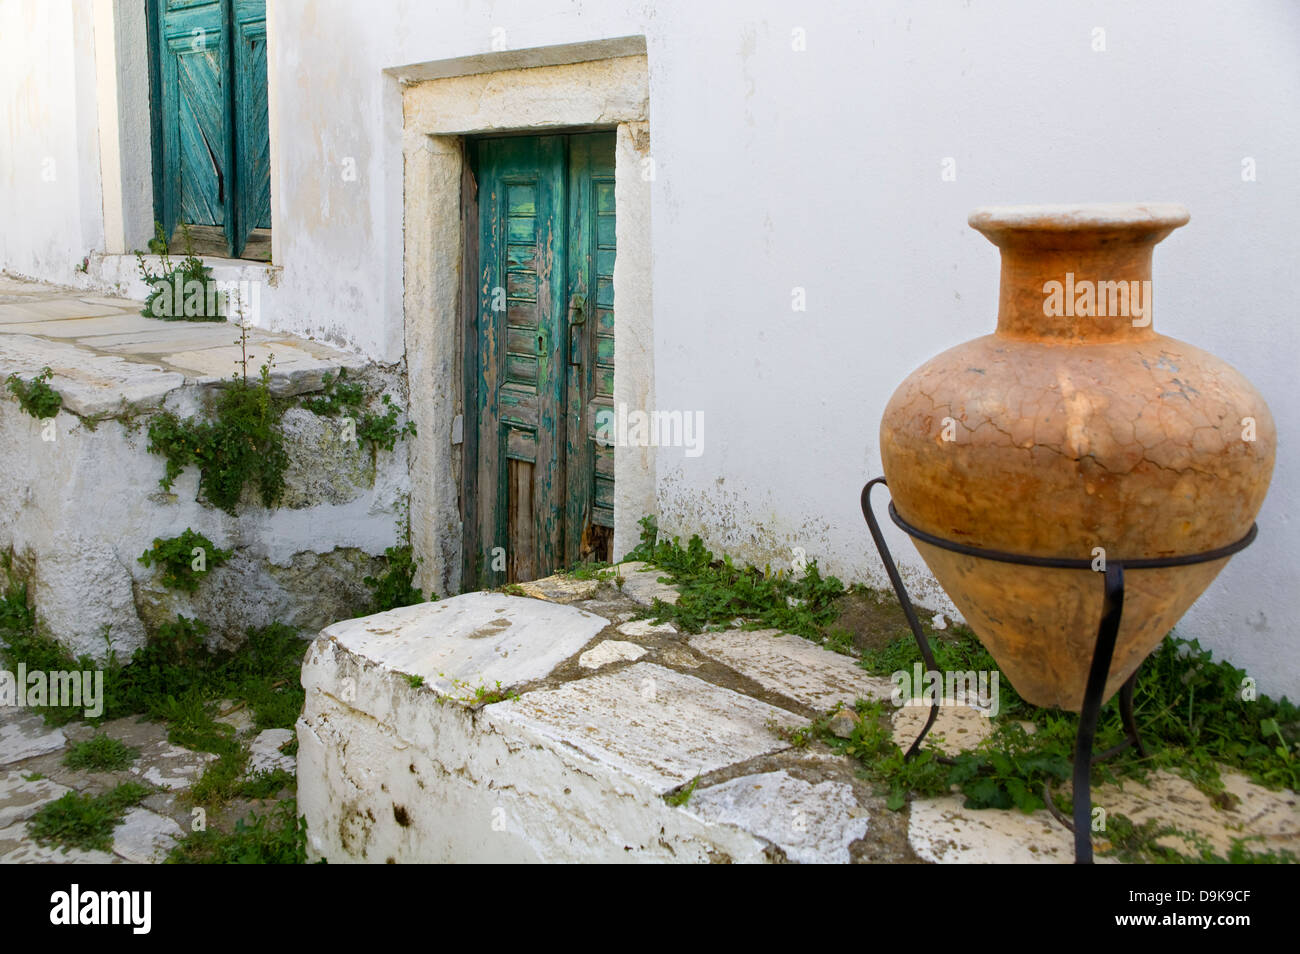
[136,222,222,321]
[5,367,62,419]
[28,782,151,853]
[138,529,233,592]
[364,544,425,612]
[623,515,845,638]
[167,798,309,864]
[63,735,138,772]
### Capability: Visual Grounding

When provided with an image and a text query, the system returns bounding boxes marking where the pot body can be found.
[880,205,1275,710]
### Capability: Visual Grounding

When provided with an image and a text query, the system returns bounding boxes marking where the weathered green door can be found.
[470,133,616,585]
[150,0,270,259]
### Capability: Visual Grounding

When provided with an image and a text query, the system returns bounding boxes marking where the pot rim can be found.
[969,202,1190,233]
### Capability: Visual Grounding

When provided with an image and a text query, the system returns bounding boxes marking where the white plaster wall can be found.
[4,0,1297,695]
[0,0,105,284]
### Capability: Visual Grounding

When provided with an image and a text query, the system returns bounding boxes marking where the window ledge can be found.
[85,253,282,302]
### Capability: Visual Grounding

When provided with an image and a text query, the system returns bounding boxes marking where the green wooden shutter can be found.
[232,0,271,236]
[152,0,270,258]
[155,0,230,238]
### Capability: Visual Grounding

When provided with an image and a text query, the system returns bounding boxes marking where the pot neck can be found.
[969,204,1189,344]
[995,244,1156,342]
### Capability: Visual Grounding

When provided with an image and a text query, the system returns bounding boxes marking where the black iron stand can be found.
[860,477,1258,863]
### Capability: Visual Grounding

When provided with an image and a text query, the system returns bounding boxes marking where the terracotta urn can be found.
[880,204,1275,710]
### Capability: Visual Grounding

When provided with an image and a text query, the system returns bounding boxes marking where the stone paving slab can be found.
[0,710,67,766]
[908,796,1089,864]
[77,296,139,309]
[1,313,168,338]
[317,592,608,696]
[7,299,128,320]
[213,701,256,735]
[516,575,600,602]
[578,640,647,670]
[0,277,364,411]
[0,771,72,828]
[0,822,120,863]
[0,333,186,415]
[1095,770,1300,858]
[161,342,366,394]
[686,769,870,864]
[247,729,296,776]
[127,739,218,790]
[908,769,1300,863]
[612,562,681,606]
[688,629,894,712]
[112,807,184,864]
[486,662,802,793]
[618,619,677,637]
[0,303,66,324]
[85,326,253,355]
[891,704,995,755]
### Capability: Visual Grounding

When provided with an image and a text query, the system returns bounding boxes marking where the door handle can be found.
[568,294,586,366]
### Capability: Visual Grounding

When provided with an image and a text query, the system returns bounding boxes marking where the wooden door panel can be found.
[564,133,617,565]
[473,137,566,585]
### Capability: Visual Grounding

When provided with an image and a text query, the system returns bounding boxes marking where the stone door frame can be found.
[394,38,654,594]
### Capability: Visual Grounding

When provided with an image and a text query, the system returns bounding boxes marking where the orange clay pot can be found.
[880,204,1275,710]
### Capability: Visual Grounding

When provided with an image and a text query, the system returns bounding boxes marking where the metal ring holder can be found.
[860,476,1258,863]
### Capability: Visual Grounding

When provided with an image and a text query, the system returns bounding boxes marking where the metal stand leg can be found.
[860,478,940,757]
[1118,670,1148,758]
[1071,563,1125,864]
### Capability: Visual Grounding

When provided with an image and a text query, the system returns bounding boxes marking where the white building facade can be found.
[2,0,1297,698]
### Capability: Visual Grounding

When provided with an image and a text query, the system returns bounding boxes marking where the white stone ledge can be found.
[296,591,883,863]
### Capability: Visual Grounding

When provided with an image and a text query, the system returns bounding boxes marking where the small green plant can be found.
[5,367,62,419]
[138,529,233,592]
[240,768,296,800]
[28,781,150,853]
[167,798,309,864]
[447,678,517,706]
[472,681,516,705]
[1098,812,1298,864]
[147,347,288,514]
[301,372,415,457]
[357,394,417,454]
[622,515,846,638]
[150,614,211,665]
[404,673,425,689]
[364,544,425,612]
[137,221,222,321]
[63,735,138,772]
[664,776,700,807]
[566,561,616,581]
[300,368,364,416]
[0,574,35,635]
